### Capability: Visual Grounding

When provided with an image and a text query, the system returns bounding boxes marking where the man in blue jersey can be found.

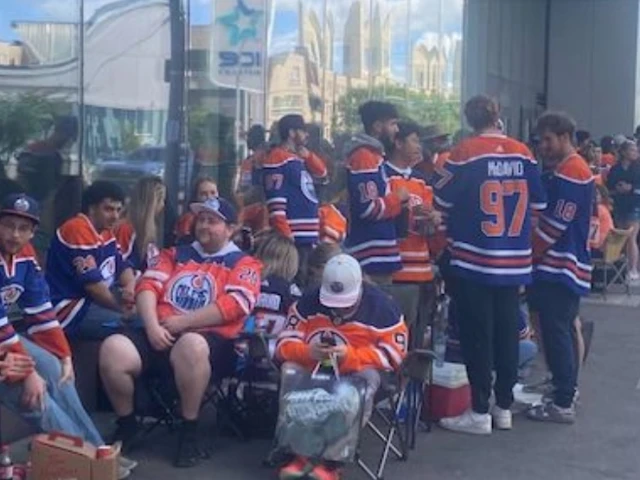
[263,114,328,284]
[527,113,594,424]
[435,95,547,435]
[46,181,136,340]
[344,101,409,284]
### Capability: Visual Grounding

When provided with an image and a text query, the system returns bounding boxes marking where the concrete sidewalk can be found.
[8,297,640,479]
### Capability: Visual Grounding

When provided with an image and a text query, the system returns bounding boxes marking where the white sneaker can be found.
[491,406,512,430]
[629,270,640,282]
[439,409,491,435]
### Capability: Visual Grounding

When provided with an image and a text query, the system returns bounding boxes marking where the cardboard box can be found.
[31,432,119,480]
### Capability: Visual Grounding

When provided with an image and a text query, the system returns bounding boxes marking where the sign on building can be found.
[211,0,271,93]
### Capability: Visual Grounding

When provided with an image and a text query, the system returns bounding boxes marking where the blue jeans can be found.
[518,339,538,379]
[69,303,127,341]
[0,337,104,446]
[530,280,580,408]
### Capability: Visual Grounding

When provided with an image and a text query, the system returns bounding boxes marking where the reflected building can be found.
[0,41,25,66]
[265,0,460,137]
[11,21,78,65]
[410,33,462,94]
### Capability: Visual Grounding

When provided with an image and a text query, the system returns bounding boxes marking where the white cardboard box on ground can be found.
[432,362,469,389]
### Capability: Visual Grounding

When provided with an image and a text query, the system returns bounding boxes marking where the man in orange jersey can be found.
[276,254,407,480]
[263,115,328,280]
[99,197,261,467]
[384,121,442,348]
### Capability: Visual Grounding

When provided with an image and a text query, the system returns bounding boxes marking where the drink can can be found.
[96,446,112,459]
[12,465,26,480]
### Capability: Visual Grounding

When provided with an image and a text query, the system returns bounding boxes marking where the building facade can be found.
[3,0,637,245]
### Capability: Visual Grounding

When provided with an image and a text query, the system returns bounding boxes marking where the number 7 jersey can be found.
[433,133,547,285]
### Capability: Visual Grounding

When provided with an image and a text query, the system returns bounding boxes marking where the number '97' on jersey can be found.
[433,134,547,285]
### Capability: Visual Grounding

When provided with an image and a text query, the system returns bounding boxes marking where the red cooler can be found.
[423,362,471,421]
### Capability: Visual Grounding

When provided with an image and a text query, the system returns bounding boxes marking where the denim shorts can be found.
[615,208,640,226]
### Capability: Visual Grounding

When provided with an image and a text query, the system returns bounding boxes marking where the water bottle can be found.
[433,294,450,367]
[0,445,13,480]
[434,330,447,367]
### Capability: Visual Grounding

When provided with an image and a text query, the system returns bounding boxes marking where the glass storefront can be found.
[0,0,463,248]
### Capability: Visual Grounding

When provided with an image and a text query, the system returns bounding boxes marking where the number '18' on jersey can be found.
[433,134,547,286]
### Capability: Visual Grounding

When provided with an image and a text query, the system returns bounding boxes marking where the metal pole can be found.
[262,0,270,127]
[164,0,186,246]
[320,0,328,137]
[78,0,85,175]
[405,0,411,108]
[438,0,443,94]
[368,0,374,97]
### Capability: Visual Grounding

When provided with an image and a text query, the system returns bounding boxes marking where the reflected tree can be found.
[333,85,461,138]
[0,93,70,177]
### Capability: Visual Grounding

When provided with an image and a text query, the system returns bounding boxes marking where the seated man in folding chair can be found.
[99,197,261,468]
[275,254,408,480]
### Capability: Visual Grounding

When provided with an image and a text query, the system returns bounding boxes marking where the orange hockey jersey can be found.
[275,283,408,374]
[318,204,347,244]
[136,242,262,339]
[384,162,435,282]
[174,212,196,244]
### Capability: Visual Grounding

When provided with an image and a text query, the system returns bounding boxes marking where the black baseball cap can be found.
[190,197,238,224]
[0,194,40,225]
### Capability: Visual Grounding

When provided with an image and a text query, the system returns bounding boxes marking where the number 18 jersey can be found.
[434,134,547,285]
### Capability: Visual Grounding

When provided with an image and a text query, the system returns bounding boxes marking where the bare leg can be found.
[170,333,211,420]
[99,334,142,416]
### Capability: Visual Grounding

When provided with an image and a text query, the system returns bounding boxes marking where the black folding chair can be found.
[201,331,280,442]
[355,284,436,480]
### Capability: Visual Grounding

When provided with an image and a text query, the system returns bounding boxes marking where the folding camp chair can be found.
[592,227,633,299]
[355,284,436,480]
[201,329,281,443]
[137,375,180,436]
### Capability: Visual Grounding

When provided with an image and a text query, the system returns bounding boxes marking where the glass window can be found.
[289,66,302,86]
[0,0,80,255]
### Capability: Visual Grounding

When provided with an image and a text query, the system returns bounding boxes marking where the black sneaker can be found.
[174,423,210,468]
[111,416,140,453]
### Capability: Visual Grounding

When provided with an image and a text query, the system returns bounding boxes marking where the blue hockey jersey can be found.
[1,243,70,359]
[262,146,327,246]
[533,153,594,295]
[253,274,301,337]
[344,134,404,275]
[46,214,129,332]
[434,134,547,285]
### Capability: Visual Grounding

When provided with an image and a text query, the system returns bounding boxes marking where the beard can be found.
[380,133,395,156]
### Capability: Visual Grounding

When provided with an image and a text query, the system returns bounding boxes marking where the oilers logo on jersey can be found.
[100,256,117,286]
[300,170,318,203]
[0,284,24,305]
[169,272,216,312]
[308,329,348,347]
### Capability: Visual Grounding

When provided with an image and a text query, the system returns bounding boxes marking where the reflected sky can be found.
[1,0,462,81]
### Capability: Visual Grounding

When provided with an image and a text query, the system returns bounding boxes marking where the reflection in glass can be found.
[265,0,464,143]
[0,0,81,253]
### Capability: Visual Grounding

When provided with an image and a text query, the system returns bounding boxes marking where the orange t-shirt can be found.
[590,204,613,250]
[601,153,616,168]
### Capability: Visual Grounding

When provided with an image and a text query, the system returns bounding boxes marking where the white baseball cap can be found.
[319,254,363,308]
